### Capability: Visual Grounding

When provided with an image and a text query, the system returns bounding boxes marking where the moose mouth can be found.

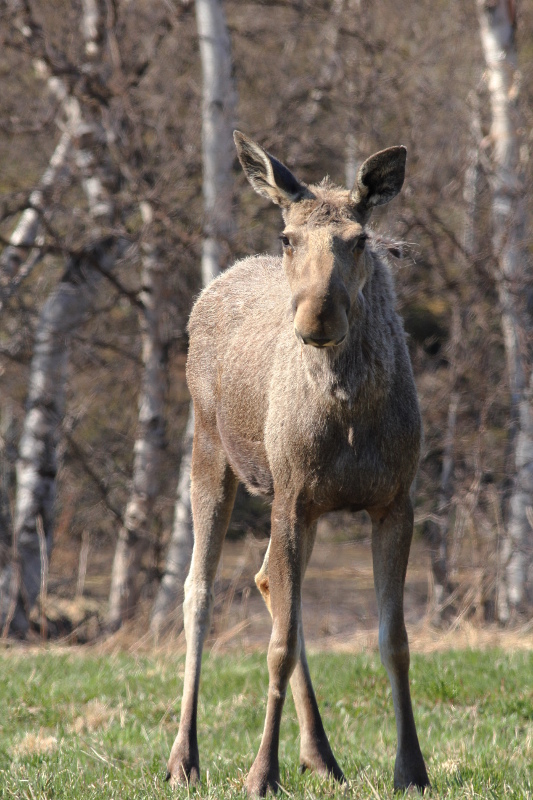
[295,331,347,348]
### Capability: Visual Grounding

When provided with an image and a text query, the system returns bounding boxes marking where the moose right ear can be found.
[233,131,310,207]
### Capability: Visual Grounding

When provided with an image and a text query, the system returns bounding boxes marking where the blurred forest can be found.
[0,0,532,640]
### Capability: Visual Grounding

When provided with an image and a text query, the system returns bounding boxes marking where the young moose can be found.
[167,132,430,796]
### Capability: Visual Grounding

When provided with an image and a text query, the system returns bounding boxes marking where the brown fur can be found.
[166,133,430,796]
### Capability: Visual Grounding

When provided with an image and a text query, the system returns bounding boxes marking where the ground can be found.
[39,511,533,652]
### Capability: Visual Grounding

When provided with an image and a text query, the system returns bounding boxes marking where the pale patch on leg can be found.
[255,543,272,616]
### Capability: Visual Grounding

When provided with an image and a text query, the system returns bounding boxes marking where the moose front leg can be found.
[255,536,345,783]
[246,498,308,797]
[167,425,238,787]
[370,496,429,792]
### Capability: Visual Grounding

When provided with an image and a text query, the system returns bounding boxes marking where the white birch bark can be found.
[107,206,167,630]
[150,405,194,634]
[0,81,80,314]
[150,0,236,636]
[0,404,15,571]
[463,91,483,259]
[81,0,101,58]
[0,3,114,635]
[196,0,237,286]
[476,0,533,619]
[0,245,113,635]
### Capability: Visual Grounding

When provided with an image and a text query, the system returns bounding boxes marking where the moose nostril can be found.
[339,286,351,315]
[291,292,303,316]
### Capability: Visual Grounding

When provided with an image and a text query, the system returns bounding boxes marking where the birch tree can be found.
[0,242,117,636]
[0,0,118,636]
[476,0,533,619]
[150,0,236,636]
[107,205,167,630]
[424,307,461,621]
[0,133,69,314]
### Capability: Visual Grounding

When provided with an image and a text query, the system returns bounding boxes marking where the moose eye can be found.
[279,233,291,248]
[352,234,368,253]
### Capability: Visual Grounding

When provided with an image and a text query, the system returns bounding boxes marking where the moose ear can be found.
[233,131,310,207]
[351,146,406,216]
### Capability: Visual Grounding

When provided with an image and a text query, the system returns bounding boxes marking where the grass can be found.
[0,647,532,798]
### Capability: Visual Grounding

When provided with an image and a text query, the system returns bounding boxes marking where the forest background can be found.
[0,0,532,643]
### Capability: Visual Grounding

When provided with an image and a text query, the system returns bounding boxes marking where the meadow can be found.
[1,647,532,798]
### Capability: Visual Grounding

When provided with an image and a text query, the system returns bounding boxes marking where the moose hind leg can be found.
[370,497,429,791]
[292,636,345,782]
[167,426,238,786]
[254,531,344,785]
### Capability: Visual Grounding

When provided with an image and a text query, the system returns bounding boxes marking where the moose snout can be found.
[292,283,350,348]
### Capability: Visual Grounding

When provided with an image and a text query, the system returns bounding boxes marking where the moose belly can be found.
[216,409,274,496]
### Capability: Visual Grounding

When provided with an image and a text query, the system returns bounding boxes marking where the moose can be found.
[166,132,430,796]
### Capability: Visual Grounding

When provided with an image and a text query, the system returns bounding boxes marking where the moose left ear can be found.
[351,146,406,216]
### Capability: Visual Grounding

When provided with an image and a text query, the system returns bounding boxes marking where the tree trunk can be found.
[150,0,236,636]
[196,0,237,286]
[150,405,194,636]
[463,91,483,259]
[0,244,115,635]
[424,306,461,622]
[0,404,16,572]
[288,0,345,164]
[301,0,344,126]
[0,0,116,634]
[476,0,533,619]
[0,82,81,313]
[107,209,167,630]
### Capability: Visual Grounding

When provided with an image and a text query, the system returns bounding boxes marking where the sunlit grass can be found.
[0,648,532,798]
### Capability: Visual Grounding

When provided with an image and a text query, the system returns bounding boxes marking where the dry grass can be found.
[11,729,58,758]
[70,699,114,733]
[8,534,533,659]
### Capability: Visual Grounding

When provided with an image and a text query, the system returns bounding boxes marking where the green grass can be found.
[0,648,532,798]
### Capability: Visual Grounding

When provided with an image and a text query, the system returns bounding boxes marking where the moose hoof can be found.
[165,763,200,788]
[298,740,345,783]
[246,757,280,797]
[166,746,200,788]
[393,756,430,793]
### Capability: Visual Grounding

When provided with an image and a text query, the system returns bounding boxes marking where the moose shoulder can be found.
[167,132,430,796]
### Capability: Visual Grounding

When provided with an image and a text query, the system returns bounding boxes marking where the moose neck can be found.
[298,255,394,408]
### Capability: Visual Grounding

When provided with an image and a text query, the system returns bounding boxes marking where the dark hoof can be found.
[166,764,200,788]
[299,739,346,783]
[299,757,346,783]
[394,784,430,795]
[393,744,430,793]
[393,761,430,793]
[246,757,280,797]
[166,747,200,788]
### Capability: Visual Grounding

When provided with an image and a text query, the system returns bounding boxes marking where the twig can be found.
[36,515,48,642]
[64,432,124,523]
[1,556,20,639]
[76,530,90,598]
